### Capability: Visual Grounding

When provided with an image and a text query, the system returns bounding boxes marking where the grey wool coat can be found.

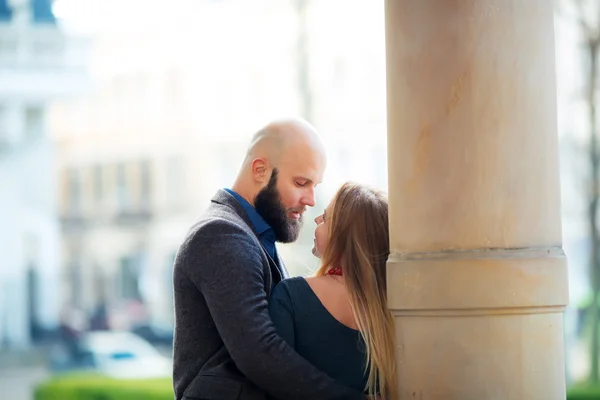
[172,189,365,400]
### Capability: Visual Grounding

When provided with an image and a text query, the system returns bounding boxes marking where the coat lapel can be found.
[275,249,289,280]
[266,251,283,283]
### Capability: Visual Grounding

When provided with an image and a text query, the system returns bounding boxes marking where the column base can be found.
[387,247,568,399]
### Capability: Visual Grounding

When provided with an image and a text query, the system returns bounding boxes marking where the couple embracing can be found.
[172,119,397,400]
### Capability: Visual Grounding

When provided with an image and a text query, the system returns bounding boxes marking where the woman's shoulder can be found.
[304,275,342,293]
[282,275,336,294]
[271,276,307,299]
[303,275,331,285]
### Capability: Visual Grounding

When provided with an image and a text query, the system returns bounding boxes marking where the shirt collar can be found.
[224,188,272,236]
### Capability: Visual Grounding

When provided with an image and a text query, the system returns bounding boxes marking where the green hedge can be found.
[568,385,600,400]
[35,376,600,400]
[34,374,173,400]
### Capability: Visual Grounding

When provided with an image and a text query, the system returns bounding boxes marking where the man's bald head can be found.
[243,118,325,169]
[231,118,327,243]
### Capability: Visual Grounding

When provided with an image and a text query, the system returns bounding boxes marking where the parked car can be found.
[131,322,174,346]
[49,330,172,379]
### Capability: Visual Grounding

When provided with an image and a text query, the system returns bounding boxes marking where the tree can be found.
[561,0,600,383]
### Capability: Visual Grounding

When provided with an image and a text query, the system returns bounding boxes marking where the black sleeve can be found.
[268,281,296,349]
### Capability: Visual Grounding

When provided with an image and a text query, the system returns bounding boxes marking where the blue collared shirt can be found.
[224,188,277,261]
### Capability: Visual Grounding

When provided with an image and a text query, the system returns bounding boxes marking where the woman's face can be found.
[312,204,331,258]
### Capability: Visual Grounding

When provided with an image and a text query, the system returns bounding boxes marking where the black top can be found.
[269,276,368,393]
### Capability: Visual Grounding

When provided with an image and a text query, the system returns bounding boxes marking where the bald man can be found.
[172,119,366,400]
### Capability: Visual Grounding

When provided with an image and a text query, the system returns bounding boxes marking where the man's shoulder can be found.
[172,197,268,275]
[177,203,261,260]
[192,199,248,231]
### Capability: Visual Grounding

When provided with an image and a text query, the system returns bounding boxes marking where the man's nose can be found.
[302,190,316,207]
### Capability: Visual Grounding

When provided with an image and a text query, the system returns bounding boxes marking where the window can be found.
[116,163,131,212]
[69,261,82,306]
[119,255,141,300]
[25,107,44,141]
[139,160,151,210]
[93,165,103,204]
[67,168,81,215]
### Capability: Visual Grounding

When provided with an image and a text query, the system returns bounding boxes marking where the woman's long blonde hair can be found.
[315,182,397,399]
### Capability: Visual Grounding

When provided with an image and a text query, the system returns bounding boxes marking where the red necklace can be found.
[328,266,343,276]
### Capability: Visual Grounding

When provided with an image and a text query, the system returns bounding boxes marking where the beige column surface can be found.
[384,1,568,399]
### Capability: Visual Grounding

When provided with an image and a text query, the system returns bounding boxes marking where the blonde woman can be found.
[268,182,398,399]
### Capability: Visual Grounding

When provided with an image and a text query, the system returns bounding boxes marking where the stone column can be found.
[384,1,569,399]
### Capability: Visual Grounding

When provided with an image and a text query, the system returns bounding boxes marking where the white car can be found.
[51,331,172,379]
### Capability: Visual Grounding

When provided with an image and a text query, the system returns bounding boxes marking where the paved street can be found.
[0,366,49,400]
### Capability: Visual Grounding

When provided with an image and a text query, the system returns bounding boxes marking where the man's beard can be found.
[254,169,303,243]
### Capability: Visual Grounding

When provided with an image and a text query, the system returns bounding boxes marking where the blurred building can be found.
[34,0,600,382]
[49,0,389,329]
[0,0,88,349]
[51,65,213,330]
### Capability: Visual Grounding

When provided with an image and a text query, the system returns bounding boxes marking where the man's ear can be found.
[251,158,269,183]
